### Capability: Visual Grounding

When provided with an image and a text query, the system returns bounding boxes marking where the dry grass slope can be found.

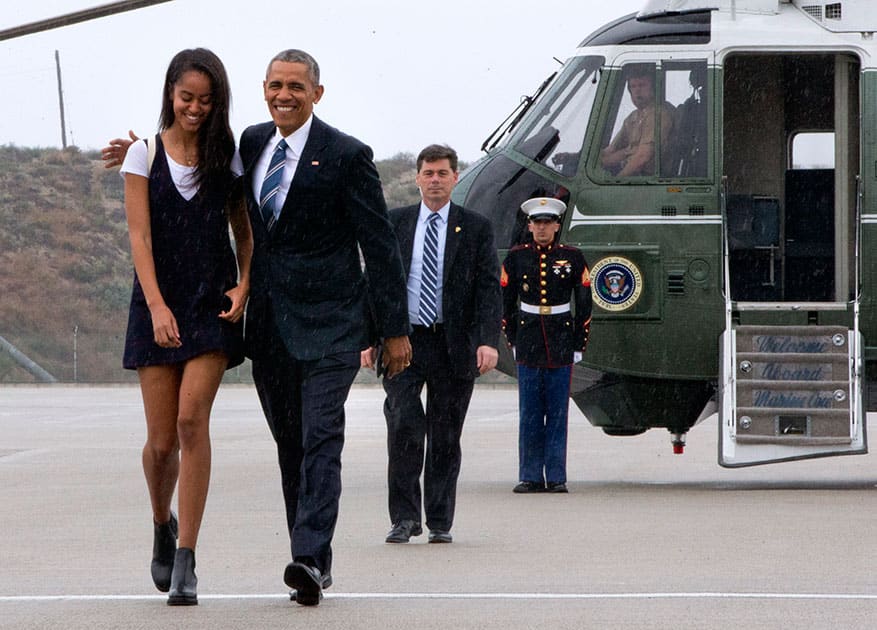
[0,147,433,383]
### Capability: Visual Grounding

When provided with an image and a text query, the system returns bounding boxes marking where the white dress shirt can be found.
[250,115,313,214]
[407,202,449,324]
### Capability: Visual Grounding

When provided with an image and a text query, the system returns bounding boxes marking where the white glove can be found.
[573,352,582,363]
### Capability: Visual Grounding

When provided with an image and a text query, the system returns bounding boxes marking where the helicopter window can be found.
[598,60,708,180]
[662,60,709,177]
[791,132,835,169]
[462,154,570,249]
[599,63,674,178]
[514,56,604,177]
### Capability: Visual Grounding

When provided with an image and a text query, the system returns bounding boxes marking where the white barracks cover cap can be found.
[520,197,566,220]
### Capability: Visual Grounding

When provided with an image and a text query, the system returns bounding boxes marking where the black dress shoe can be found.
[513,481,546,494]
[288,573,332,600]
[547,482,568,493]
[167,547,197,606]
[428,529,453,544]
[151,512,178,593]
[284,562,323,606]
[385,519,423,543]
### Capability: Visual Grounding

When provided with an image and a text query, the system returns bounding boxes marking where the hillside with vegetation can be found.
[0,146,427,383]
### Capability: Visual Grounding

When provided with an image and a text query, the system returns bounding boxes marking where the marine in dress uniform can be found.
[501,197,592,493]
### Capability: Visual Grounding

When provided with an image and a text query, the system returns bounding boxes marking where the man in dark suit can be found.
[100,48,410,607]
[239,49,411,606]
[363,144,501,545]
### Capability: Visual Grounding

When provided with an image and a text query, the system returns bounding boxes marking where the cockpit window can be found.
[514,56,604,177]
[663,60,709,177]
[596,59,708,180]
[462,155,570,250]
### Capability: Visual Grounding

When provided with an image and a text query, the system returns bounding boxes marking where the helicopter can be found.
[452,0,877,466]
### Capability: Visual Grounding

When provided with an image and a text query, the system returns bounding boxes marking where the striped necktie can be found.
[259,139,288,231]
[418,213,441,326]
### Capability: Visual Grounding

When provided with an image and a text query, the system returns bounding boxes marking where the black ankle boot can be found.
[167,547,197,606]
[150,512,178,592]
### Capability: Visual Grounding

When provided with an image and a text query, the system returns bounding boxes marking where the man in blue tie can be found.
[238,49,412,606]
[363,144,502,545]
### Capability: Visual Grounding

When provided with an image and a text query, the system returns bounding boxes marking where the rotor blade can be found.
[0,0,174,42]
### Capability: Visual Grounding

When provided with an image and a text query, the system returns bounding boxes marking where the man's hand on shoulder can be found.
[101,130,139,169]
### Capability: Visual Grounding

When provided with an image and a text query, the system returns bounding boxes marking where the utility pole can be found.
[55,50,67,148]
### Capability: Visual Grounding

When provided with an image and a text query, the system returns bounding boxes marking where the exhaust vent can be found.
[792,0,877,32]
[826,2,842,19]
[801,4,823,19]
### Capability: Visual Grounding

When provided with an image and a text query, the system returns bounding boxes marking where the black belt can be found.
[412,323,444,333]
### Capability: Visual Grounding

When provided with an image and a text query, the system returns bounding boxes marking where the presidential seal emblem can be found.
[591,256,643,311]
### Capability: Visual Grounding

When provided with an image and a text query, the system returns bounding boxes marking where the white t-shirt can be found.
[120,138,244,201]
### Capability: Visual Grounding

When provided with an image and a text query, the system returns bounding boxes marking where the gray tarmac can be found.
[1,384,876,629]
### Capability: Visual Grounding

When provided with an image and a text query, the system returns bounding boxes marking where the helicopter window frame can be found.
[590,58,711,183]
[511,55,606,178]
[459,153,571,250]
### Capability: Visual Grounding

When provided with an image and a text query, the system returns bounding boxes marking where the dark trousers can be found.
[516,364,572,484]
[252,326,359,576]
[383,326,475,532]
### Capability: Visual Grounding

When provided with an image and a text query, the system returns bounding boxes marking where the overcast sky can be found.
[1,0,645,162]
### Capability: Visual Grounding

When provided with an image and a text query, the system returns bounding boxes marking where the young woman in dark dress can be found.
[119,48,252,606]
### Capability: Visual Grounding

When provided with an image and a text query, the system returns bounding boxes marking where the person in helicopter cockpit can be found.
[600,64,675,177]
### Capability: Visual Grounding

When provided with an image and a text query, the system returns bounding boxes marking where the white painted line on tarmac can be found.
[3,592,877,602]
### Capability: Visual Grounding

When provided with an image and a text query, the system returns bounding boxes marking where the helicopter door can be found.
[719,53,865,466]
[724,53,858,303]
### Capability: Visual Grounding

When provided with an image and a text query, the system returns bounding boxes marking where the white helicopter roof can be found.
[638,0,877,32]
[638,0,779,16]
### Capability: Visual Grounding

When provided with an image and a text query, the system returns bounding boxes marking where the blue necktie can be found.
[259,139,288,231]
[418,213,440,326]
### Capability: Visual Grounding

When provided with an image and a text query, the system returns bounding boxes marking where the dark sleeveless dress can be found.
[123,136,244,370]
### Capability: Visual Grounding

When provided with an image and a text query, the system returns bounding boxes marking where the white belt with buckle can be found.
[520,302,571,315]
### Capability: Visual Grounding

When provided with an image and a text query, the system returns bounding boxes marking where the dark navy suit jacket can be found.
[239,116,409,361]
[389,202,502,379]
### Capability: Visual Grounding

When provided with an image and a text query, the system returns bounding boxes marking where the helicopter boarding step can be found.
[719,324,866,466]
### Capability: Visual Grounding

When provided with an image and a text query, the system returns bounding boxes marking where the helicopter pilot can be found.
[600,65,675,177]
[501,197,592,493]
